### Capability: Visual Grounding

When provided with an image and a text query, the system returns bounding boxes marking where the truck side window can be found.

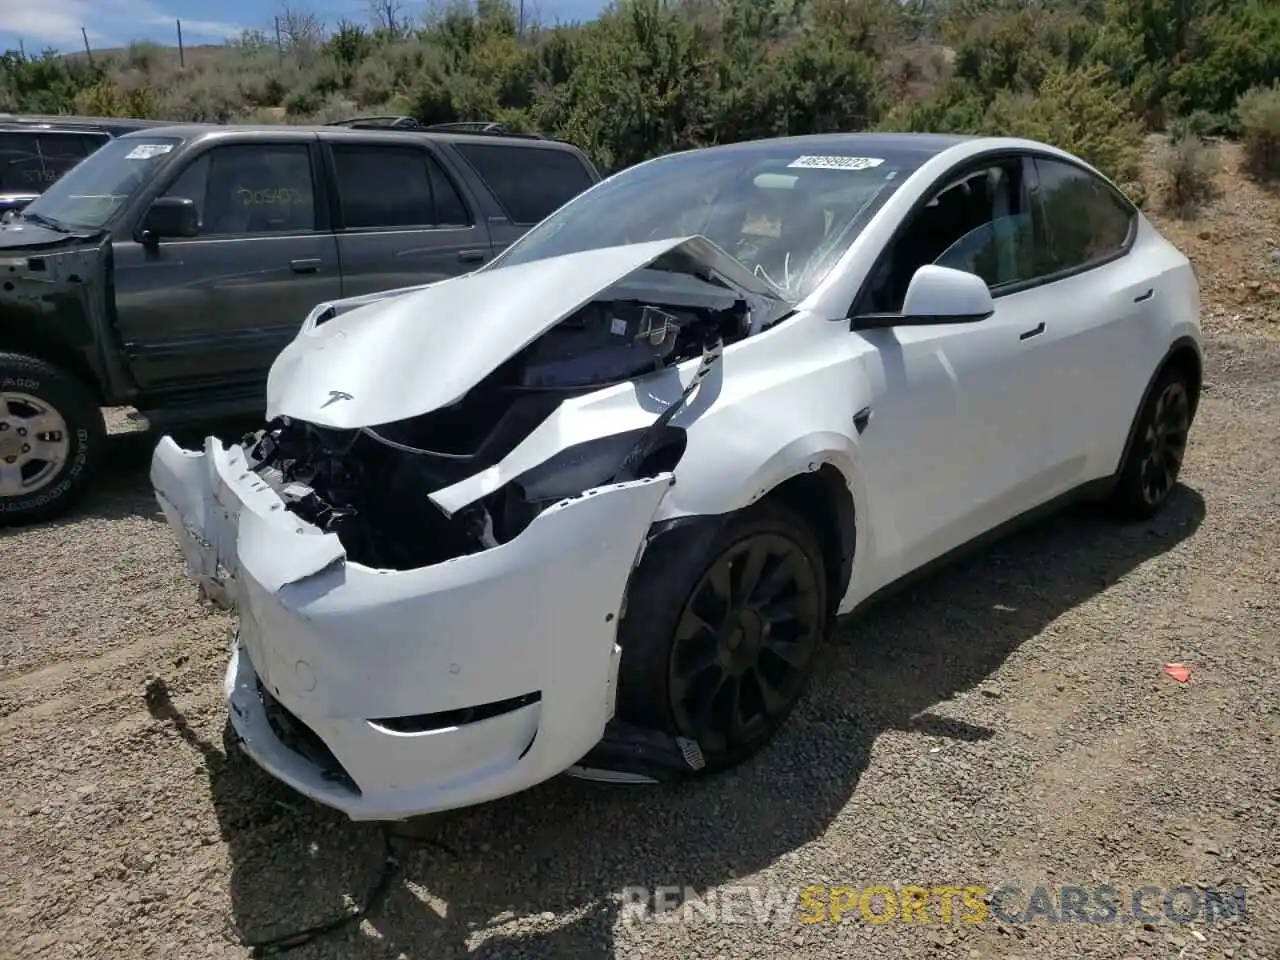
[161,144,316,236]
[0,131,97,191]
[331,144,474,229]
[452,142,594,225]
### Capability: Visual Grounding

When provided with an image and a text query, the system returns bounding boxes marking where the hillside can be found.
[60,43,228,73]
[1141,139,1280,335]
[1,0,1278,184]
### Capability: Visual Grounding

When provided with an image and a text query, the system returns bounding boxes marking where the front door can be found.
[112,139,342,391]
[850,157,1052,589]
[325,141,492,299]
[1018,155,1159,492]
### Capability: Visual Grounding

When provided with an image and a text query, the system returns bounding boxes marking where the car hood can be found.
[0,193,40,214]
[266,235,785,429]
[0,219,100,251]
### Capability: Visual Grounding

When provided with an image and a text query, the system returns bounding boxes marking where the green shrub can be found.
[155,72,240,123]
[125,40,167,74]
[1237,83,1280,181]
[1158,134,1220,217]
[283,83,325,118]
[1168,109,1232,141]
[0,0,1273,187]
[73,80,128,117]
[352,55,398,107]
[981,65,1143,184]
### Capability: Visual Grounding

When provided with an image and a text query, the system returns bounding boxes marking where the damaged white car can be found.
[151,133,1202,821]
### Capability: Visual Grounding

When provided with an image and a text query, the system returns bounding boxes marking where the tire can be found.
[0,352,105,527]
[615,500,829,772]
[1108,364,1193,520]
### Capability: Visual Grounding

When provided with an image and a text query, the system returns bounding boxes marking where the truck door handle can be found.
[1019,322,1046,341]
[458,249,487,263]
[289,258,322,274]
[1133,287,1154,303]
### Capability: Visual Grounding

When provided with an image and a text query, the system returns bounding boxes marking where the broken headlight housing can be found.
[517,302,683,389]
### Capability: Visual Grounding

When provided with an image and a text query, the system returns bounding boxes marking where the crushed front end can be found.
[153,431,673,820]
[150,237,788,819]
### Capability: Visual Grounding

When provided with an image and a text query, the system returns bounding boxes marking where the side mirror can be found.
[854,264,995,330]
[140,196,198,240]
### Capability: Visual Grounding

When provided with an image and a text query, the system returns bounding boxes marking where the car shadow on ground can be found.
[145,484,1205,959]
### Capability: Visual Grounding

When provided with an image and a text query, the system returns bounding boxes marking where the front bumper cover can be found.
[151,435,673,820]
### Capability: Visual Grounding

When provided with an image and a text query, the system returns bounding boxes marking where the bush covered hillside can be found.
[1,0,1279,185]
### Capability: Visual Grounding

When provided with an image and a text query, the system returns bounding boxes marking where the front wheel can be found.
[0,353,105,527]
[615,502,829,772]
[1108,365,1193,520]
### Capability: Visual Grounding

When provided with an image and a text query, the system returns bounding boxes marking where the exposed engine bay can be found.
[240,253,770,571]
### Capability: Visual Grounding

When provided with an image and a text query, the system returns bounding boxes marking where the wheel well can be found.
[760,465,855,614]
[0,324,104,403]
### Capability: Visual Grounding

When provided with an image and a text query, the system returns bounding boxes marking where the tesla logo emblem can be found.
[320,390,353,408]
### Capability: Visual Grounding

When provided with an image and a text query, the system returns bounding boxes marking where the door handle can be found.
[289,258,322,274]
[1133,288,1155,303]
[458,249,487,263]
[1019,321,1046,341]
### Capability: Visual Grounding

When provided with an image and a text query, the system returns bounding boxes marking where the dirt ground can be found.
[1,142,1277,960]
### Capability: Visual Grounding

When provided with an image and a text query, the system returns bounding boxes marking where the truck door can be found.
[326,141,493,299]
[112,139,342,391]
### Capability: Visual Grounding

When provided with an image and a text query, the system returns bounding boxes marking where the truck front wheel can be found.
[0,352,105,527]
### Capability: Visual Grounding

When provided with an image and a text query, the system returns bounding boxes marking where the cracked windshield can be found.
[492,148,921,300]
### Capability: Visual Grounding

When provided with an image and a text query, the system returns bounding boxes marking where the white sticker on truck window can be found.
[787,155,884,171]
[125,143,174,160]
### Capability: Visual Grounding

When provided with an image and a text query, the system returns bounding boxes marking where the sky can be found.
[0,0,608,55]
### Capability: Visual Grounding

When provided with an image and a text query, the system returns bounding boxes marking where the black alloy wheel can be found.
[667,529,824,756]
[1138,378,1191,508]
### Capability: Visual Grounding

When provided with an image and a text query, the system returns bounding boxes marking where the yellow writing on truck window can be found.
[235,186,307,207]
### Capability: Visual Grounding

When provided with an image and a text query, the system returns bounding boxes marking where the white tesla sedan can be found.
[151,133,1202,821]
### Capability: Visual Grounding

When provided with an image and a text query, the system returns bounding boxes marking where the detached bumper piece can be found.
[154,435,673,820]
[567,720,707,784]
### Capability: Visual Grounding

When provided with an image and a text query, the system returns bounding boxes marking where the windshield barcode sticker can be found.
[126,143,174,160]
[788,155,884,171]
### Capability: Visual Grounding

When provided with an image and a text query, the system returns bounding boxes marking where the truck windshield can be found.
[19,136,183,230]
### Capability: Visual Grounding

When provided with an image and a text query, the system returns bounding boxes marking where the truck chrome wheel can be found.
[0,392,70,498]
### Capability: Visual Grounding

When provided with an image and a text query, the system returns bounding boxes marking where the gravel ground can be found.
[2,147,1278,960]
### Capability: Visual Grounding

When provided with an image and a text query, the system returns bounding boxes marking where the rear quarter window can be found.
[453,142,595,225]
[1031,157,1136,276]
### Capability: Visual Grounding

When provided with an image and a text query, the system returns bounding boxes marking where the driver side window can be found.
[160,144,316,237]
[859,159,1032,315]
[934,213,1036,288]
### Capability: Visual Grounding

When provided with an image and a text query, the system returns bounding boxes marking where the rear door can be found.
[326,139,492,298]
[1019,155,1158,491]
[112,137,342,389]
[449,140,598,254]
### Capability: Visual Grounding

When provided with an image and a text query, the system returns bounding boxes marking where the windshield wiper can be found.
[22,210,73,234]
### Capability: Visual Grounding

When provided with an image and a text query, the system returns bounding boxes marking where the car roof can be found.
[0,114,172,134]
[675,132,978,161]
[115,123,590,152]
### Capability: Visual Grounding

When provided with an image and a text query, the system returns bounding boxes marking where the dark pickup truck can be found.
[0,114,171,215]
[0,118,601,525]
